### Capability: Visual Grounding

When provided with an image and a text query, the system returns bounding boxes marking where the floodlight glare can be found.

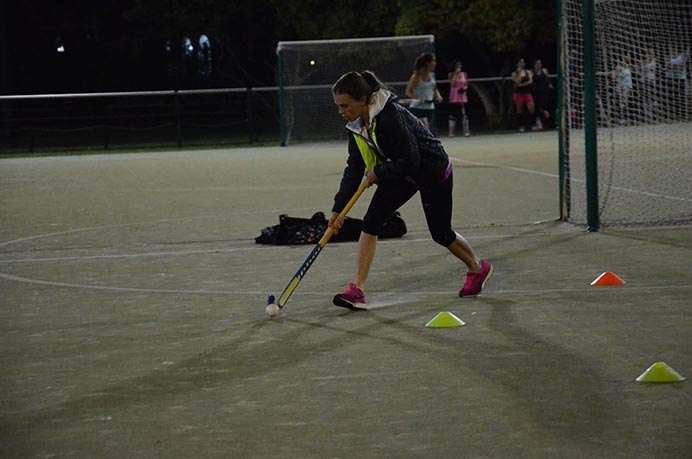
[56,36,65,53]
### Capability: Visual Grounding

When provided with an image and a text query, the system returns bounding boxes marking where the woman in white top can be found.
[613,57,633,122]
[640,48,657,122]
[405,53,443,129]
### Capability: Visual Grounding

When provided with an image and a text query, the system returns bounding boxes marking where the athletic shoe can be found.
[333,283,367,310]
[519,126,526,133]
[459,259,494,297]
[464,132,471,137]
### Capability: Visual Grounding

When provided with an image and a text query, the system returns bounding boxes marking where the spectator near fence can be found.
[405,53,443,130]
[639,48,657,123]
[511,58,535,132]
[665,47,688,120]
[532,59,552,130]
[447,61,471,137]
[612,57,633,124]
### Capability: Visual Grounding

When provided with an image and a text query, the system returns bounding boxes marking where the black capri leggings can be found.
[362,172,456,247]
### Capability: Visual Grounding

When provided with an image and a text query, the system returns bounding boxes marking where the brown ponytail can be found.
[415,53,436,72]
[332,70,392,102]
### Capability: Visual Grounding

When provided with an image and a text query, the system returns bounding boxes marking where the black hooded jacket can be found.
[332,94,450,213]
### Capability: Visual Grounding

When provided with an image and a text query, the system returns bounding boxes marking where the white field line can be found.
[0,247,257,264]
[453,155,692,203]
[450,157,559,179]
[0,232,547,264]
[0,271,690,296]
[0,208,320,249]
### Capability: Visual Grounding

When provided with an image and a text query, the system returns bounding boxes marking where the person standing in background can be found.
[639,48,657,123]
[448,61,471,137]
[612,57,633,124]
[664,47,688,120]
[406,53,443,130]
[511,58,535,132]
[532,59,552,130]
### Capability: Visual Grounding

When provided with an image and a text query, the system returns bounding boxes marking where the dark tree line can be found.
[2,0,555,94]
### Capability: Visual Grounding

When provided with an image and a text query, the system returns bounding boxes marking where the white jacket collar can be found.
[368,88,392,121]
[346,89,392,136]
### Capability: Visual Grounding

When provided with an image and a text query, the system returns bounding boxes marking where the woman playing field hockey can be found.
[329,70,493,310]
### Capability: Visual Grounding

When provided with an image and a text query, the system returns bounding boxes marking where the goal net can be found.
[560,0,692,227]
[276,35,435,145]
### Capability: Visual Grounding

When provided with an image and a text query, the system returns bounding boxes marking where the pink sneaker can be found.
[333,283,367,310]
[459,260,493,297]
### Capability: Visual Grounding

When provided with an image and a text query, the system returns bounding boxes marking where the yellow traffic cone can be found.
[425,311,465,328]
[635,362,686,383]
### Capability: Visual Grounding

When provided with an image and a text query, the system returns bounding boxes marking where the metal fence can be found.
[0,76,556,153]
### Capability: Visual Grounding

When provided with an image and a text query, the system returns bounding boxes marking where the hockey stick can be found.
[396,98,435,106]
[268,179,369,310]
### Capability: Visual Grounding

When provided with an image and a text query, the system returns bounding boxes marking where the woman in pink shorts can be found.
[511,58,535,132]
[448,61,471,137]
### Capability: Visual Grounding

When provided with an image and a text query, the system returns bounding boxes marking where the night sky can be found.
[1,1,556,95]
[2,0,258,94]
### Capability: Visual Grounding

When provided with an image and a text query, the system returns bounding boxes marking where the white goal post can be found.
[276,35,435,145]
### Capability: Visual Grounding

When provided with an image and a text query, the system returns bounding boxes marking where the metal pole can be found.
[557,0,566,221]
[583,0,599,231]
[175,90,182,148]
[247,87,255,143]
[277,49,286,146]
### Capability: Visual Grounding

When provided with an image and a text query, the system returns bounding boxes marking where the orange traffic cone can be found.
[590,271,626,286]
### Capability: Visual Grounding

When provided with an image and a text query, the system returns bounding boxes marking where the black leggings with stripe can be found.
[362,172,456,247]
